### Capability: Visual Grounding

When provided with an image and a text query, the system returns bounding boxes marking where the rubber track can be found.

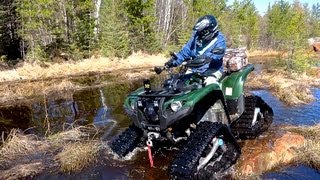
[197,141,240,179]
[109,125,143,158]
[231,95,273,139]
[168,122,239,180]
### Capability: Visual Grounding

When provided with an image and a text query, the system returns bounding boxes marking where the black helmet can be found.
[193,15,218,42]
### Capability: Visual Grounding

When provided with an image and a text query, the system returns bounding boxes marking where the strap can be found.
[197,37,218,55]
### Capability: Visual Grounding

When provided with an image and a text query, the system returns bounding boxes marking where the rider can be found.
[165,15,226,85]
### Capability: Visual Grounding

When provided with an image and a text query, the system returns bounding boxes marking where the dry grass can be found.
[0,129,49,167]
[0,52,166,83]
[248,50,281,57]
[56,141,100,173]
[47,126,97,147]
[247,70,318,106]
[0,126,102,178]
[0,52,166,104]
[44,79,79,93]
[284,125,320,169]
[0,79,79,104]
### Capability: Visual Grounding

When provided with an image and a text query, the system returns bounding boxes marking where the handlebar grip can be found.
[154,66,165,74]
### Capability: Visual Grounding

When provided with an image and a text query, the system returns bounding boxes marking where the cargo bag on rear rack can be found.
[223,47,248,72]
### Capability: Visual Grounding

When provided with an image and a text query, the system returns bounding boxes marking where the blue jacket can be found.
[173,31,226,73]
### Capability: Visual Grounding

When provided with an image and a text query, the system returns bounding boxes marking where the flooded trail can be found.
[0,72,320,179]
[252,89,320,125]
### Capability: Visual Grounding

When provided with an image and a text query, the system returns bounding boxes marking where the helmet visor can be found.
[199,27,212,40]
[200,29,210,37]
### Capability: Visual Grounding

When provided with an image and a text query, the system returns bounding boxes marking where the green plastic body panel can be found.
[163,83,221,110]
[125,64,253,108]
[124,87,144,106]
[124,83,222,111]
[221,64,254,100]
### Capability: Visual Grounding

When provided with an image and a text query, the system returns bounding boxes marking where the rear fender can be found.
[221,64,254,100]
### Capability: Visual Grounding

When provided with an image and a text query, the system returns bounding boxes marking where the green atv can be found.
[109,51,273,179]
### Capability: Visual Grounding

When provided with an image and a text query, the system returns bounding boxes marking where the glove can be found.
[154,66,163,74]
[164,58,176,68]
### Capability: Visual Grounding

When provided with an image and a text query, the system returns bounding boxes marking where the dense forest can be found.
[0,0,319,62]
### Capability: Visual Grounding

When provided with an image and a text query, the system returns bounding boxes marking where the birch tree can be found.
[94,0,102,37]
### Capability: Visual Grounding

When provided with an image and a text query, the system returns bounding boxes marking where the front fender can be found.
[163,83,221,109]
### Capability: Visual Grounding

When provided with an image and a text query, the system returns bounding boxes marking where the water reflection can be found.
[0,105,31,134]
[0,81,142,136]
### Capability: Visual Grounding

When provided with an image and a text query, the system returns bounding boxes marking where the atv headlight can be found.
[171,101,182,112]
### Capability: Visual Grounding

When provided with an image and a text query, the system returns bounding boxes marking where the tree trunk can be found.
[94,0,102,36]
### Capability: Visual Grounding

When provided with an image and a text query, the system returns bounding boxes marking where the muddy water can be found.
[0,74,320,179]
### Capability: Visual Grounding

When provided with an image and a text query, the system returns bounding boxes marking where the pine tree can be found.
[124,0,161,53]
[0,0,22,60]
[266,0,307,50]
[219,0,259,49]
[68,0,96,58]
[99,0,130,58]
[309,3,320,37]
[15,0,96,61]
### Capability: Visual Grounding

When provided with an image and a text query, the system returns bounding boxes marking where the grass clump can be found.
[284,125,320,169]
[0,126,101,177]
[47,126,90,146]
[0,129,48,167]
[56,142,100,173]
[247,70,315,106]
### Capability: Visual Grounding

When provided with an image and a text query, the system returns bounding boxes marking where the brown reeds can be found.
[284,125,320,169]
[0,129,48,167]
[0,126,102,178]
[0,79,78,105]
[0,52,166,83]
[247,70,317,106]
[56,141,100,173]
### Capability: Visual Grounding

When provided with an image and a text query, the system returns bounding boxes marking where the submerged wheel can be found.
[109,124,143,158]
[168,121,240,180]
[231,95,273,139]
